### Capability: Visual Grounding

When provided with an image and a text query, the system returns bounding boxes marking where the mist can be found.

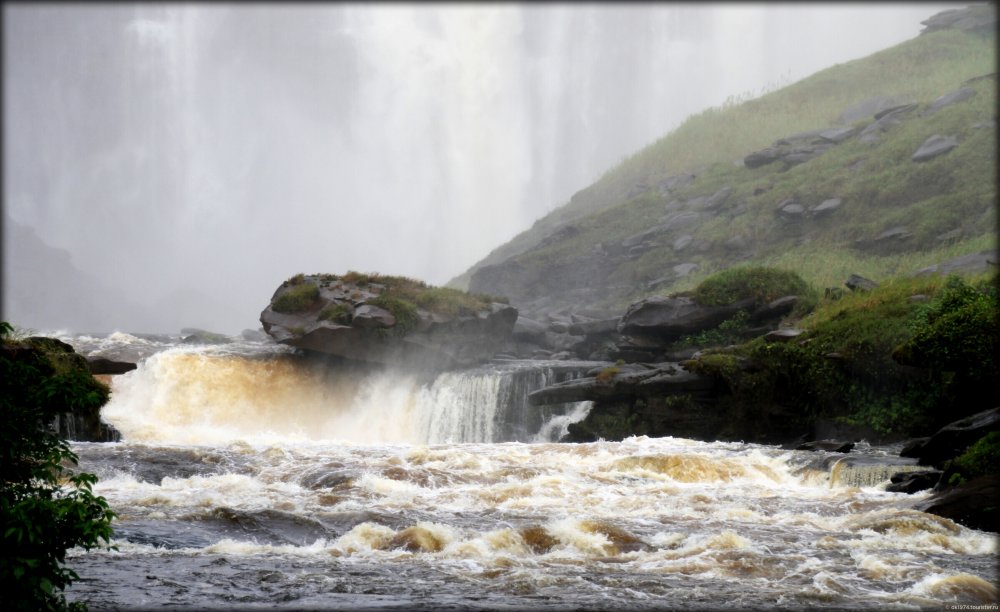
[2,3,955,334]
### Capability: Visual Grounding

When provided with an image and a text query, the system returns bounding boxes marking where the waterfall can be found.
[99,345,594,445]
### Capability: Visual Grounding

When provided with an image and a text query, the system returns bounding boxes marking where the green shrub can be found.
[1,322,116,611]
[678,310,752,348]
[595,366,620,383]
[368,295,420,335]
[692,266,813,308]
[953,432,1000,480]
[272,283,320,313]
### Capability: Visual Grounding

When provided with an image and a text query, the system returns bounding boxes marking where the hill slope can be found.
[451,9,997,321]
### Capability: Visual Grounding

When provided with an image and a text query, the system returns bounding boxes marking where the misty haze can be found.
[2,3,956,334]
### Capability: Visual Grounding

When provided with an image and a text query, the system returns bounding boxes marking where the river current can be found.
[53,332,996,610]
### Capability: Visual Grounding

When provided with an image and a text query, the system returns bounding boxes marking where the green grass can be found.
[272,283,320,313]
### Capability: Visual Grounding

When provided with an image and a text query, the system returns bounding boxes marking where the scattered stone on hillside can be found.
[922,87,977,116]
[513,316,548,344]
[912,134,959,162]
[657,210,704,230]
[873,226,913,245]
[626,183,650,199]
[796,440,855,453]
[764,328,803,343]
[657,172,697,196]
[777,200,806,218]
[920,4,997,35]
[935,228,963,244]
[817,127,856,144]
[824,287,846,300]
[900,407,1000,467]
[916,475,999,533]
[810,198,843,217]
[723,234,747,251]
[845,274,878,292]
[673,263,699,277]
[972,119,996,130]
[885,470,941,494]
[703,186,733,210]
[672,235,693,251]
[915,249,998,276]
[837,95,912,124]
[260,274,517,369]
[858,104,919,143]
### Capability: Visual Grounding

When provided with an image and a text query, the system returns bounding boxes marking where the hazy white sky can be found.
[2,3,958,333]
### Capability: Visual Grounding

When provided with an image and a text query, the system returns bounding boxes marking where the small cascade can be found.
[828,456,925,488]
[415,361,597,444]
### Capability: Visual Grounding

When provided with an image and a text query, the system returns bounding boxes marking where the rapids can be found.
[56,334,997,610]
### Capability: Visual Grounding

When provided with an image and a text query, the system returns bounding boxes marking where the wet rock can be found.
[795,440,855,453]
[528,362,714,405]
[240,328,269,342]
[916,475,999,533]
[513,317,548,344]
[673,263,699,278]
[885,470,941,494]
[618,295,755,341]
[905,407,1000,468]
[874,226,913,243]
[657,172,697,196]
[181,328,232,345]
[260,274,517,370]
[750,296,798,324]
[912,134,958,162]
[672,235,693,251]
[86,356,137,375]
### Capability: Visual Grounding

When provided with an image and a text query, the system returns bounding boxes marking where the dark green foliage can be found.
[678,310,752,348]
[368,295,419,336]
[692,266,813,308]
[0,322,116,611]
[952,432,1000,481]
[685,274,997,438]
[894,275,998,378]
[272,283,320,313]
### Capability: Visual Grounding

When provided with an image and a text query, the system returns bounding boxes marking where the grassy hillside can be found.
[451,24,997,318]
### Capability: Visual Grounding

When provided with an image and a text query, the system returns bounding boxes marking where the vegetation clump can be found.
[686,272,998,438]
[271,283,320,313]
[368,295,420,336]
[318,304,352,325]
[692,266,814,309]
[1,322,116,611]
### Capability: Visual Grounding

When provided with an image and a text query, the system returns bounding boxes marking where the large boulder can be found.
[617,295,755,341]
[900,407,1000,467]
[916,475,999,533]
[260,273,517,370]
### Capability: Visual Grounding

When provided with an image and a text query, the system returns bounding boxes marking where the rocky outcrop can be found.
[617,296,755,341]
[900,407,1000,467]
[920,4,996,35]
[916,475,999,533]
[915,249,998,276]
[528,362,714,405]
[260,274,517,370]
[86,356,137,375]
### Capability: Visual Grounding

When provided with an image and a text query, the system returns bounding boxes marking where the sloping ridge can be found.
[450,6,997,321]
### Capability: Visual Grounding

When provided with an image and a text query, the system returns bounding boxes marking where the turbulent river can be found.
[54,332,997,610]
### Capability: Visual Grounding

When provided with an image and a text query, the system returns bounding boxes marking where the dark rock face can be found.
[617,296,754,341]
[900,407,1000,467]
[916,475,999,533]
[885,470,941,494]
[260,275,518,370]
[86,356,137,375]
[858,104,918,143]
[912,134,959,162]
[845,274,878,291]
[528,362,714,405]
[836,95,912,124]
